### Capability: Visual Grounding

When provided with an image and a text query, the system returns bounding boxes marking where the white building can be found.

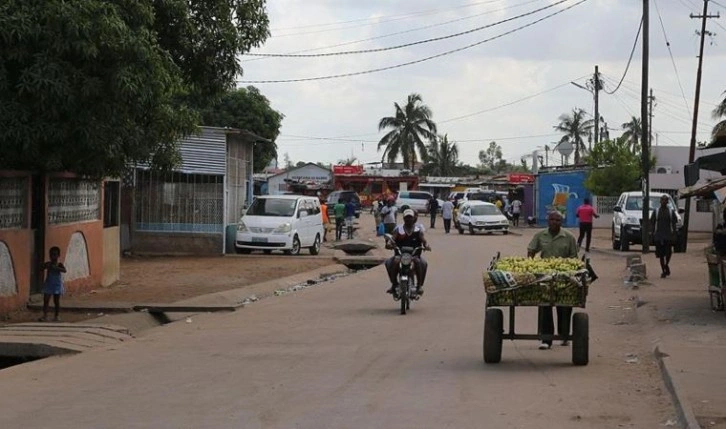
[266,163,332,195]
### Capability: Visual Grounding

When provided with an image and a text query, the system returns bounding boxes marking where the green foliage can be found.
[554,108,593,165]
[378,93,437,171]
[0,0,270,177]
[422,134,459,176]
[201,86,283,172]
[583,137,642,196]
[478,141,504,172]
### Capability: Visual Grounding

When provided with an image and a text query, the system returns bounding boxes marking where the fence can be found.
[0,177,29,230]
[48,178,101,225]
[134,169,224,233]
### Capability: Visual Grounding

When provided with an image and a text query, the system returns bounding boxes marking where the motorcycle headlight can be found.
[401,253,413,266]
[273,222,292,233]
[237,222,248,232]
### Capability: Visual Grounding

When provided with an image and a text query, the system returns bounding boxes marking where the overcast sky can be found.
[238,0,726,168]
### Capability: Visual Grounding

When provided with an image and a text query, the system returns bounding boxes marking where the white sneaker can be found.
[538,342,551,350]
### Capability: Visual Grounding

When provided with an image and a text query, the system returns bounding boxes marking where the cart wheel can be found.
[484,308,503,364]
[572,312,589,366]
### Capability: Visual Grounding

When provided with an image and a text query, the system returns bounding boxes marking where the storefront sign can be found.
[508,173,534,184]
[333,165,364,175]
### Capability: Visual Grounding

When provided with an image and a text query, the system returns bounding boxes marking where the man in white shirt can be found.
[510,198,522,227]
[380,199,398,234]
[441,199,455,233]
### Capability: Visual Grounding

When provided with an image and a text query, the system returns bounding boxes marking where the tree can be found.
[621,116,642,153]
[478,141,504,172]
[584,137,643,196]
[337,156,358,166]
[201,86,283,172]
[283,153,292,169]
[711,91,726,147]
[0,0,270,177]
[423,134,459,176]
[377,93,437,171]
[554,108,594,165]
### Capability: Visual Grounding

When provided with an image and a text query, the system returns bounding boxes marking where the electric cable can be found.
[247,0,568,58]
[237,0,590,84]
[604,17,643,95]
[242,0,544,63]
[653,0,692,117]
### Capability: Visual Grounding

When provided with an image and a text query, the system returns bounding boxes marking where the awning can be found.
[419,183,455,188]
[678,176,726,200]
[694,151,726,174]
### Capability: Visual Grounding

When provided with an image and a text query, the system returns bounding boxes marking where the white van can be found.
[235,195,324,255]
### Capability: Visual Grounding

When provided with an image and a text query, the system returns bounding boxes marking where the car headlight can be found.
[273,222,292,233]
[500,219,509,224]
[237,222,248,232]
[625,216,640,225]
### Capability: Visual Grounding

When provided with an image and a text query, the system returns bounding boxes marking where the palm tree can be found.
[621,116,642,153]
[377,93,437,171]
[712,93,726,147]
[554,108,593,165]
[424,134,459,176]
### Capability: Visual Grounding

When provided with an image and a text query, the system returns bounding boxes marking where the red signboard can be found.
[333,165,364,175]
[508,173,534,184]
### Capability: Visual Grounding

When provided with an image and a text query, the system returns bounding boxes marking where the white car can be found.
[611,191,684,252]
[457,201,509,235]
[235,195,324,255]
[395,190,434,214]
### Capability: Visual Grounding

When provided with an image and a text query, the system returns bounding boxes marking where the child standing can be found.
[40,246,66,322]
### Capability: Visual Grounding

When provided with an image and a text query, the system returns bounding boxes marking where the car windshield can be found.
[246,198,297,217]
[470,205,500,216]
[624,196,675,211]
[468,193,495,202]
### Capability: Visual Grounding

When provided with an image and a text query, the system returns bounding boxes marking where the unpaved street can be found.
[0,222,674,428]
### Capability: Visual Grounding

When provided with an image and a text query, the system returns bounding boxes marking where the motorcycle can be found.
[384,234,426,315]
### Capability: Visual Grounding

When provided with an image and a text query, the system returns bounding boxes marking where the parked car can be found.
[611,191,685,252]
[326,190,361,219]
[395,190,434,214]
[457,201,510,235]
[236,195,324,255]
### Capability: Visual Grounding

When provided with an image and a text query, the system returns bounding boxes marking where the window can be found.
[410,192,431,200]
[103,181,120,227]
[696,198,712,213]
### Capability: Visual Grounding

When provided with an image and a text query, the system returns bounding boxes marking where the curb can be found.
[654,345,702,429]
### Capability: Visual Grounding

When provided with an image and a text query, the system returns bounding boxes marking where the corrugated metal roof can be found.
[136,127,227,175]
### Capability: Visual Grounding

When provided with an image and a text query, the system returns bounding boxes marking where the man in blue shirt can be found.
[345,199,356,239]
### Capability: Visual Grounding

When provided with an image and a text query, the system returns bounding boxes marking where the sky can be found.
[238,0,726,168]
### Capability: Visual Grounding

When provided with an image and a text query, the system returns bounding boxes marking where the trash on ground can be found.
[185,317,192,323]
[662,418,677,427]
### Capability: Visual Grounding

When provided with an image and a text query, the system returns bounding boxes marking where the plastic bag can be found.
[376,222,385,236]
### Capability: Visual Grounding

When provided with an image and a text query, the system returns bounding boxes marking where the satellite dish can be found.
[557,141,574,157]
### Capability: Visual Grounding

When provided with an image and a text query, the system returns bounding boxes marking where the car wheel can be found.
[263,250,272,255]
[619,227,630,251]
[309,234,321,255]
[235,248,251,254]
[503,230,509,235]
[469,225,475,235]
[285,235,301,256]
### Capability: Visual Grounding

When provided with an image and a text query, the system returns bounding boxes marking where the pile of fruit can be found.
[483,256,589,307]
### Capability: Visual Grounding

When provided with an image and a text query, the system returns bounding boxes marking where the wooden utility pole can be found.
[682,0,720,252]
[641,0,651,254]
[648,88,655,149]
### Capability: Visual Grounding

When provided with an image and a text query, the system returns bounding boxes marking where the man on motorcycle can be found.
[385,209,431,297]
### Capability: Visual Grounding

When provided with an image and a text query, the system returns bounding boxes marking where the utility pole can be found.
[641,0,651,254]
[683,0,719,252]
[648,88,655,149]
[592,65,601,151]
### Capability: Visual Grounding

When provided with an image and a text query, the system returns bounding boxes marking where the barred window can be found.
[48,179,101,225]
[696,198,712,213]
[0,177,28,229]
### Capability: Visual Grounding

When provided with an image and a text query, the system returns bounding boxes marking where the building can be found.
[265,163,332,196]
[0,172,120,315]
[123,127,263,255]
[333,165,419,206]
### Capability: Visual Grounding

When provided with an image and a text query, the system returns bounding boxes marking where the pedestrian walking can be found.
[428,195,439,229]
[345,199,356,239]
[39,246,67,322]
[650,195,678,278]
[333,199,346,241]
[575,198,599,252]
[527,211,578,349]
[441,199,454,233]
[510,198,522,227]
[320,200,329,242]
[380,198,398,234]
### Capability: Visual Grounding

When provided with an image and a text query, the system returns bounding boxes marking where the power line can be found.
[439,79,586,123]
[243,0,544,62]
[237,0,590,84]
[604,17,643,95]
[247,0,568,58]
[269,0,505,33]
[653,0,691,118]
[278,132,562,146]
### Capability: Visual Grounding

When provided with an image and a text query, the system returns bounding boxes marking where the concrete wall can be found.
[0,229,33,314]
[267,164,332,195]
[132,231,223,255]
[102,226,120,287]
[45,220,104,295]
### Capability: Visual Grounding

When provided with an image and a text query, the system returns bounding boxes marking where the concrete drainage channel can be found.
[0,256,385,371]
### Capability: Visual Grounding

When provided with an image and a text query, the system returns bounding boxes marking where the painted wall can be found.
[267,164,332,195]
[45,221,103,295]
[0,230,32,314]
[537,171,591,228]
[102,226,120,287]
[132,231,222,255]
